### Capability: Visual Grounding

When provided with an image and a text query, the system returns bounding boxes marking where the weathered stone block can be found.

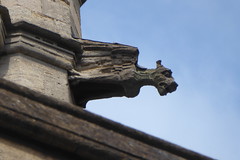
[1,0,42,13]
[42,0,71,24]
[0,0,75,39]
[0,53,72,103]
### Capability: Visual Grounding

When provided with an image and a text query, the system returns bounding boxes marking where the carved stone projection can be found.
[69,40,178,107]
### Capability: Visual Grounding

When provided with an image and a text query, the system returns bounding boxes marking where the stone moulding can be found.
[1,31,75,70]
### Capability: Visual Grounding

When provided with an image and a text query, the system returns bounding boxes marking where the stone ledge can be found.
[0,79,214,160]
[0,130,79,160]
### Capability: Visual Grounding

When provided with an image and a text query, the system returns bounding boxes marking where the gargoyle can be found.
[69,40,178,107]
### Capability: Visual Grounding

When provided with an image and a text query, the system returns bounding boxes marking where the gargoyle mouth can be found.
[158,82,178,96]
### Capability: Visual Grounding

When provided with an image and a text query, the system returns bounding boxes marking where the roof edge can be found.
[0,79,214,160]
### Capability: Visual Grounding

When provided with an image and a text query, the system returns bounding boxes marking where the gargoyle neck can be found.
[134,70,155,86]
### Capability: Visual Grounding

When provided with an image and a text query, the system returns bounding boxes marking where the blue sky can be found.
[81,1,240,160]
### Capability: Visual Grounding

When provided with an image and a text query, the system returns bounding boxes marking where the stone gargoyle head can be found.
[149,60,178,96]
[133,60,178,97]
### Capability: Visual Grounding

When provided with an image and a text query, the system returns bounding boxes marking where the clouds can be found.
[81,1,240,160]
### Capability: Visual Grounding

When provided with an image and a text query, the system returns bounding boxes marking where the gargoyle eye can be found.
[162,70,172,78]
[159,83,166,87]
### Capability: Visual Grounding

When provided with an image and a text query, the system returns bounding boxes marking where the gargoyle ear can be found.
[156,60,162,68]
